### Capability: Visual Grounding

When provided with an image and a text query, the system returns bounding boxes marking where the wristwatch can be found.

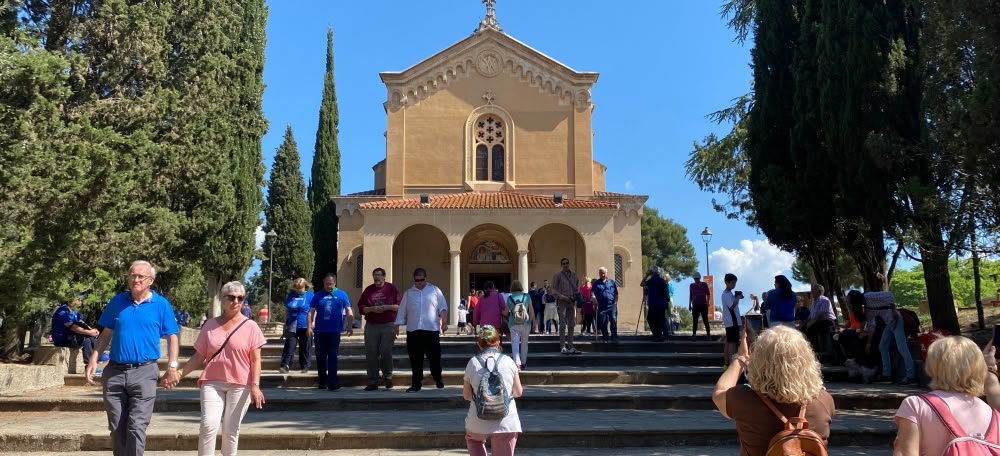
[168,361,179,369]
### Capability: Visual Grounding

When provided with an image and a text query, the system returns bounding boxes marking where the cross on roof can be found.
[476,0,502,32]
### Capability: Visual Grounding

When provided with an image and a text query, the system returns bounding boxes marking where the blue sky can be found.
[255,0,808,312]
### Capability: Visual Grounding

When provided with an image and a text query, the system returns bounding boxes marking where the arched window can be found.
[614,254,624,287]
[475,115,505,182]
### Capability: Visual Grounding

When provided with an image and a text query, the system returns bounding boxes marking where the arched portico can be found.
[461,223,519,294]
[392,224,451,310]
[527,223,587,288]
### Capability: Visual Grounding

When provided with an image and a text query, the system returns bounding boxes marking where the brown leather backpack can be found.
[755,391,828,456]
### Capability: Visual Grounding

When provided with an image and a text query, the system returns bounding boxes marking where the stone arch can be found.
[461,223,519,293]
[527,223,587,287]
[392,224,451,292]
[613,246,633,288]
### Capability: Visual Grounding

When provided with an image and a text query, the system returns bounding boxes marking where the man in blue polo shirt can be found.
[308,273,354,391]
[85,260,180,456]
[52,297,100,361]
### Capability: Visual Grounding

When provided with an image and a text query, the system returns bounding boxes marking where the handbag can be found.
[207,318,251,364]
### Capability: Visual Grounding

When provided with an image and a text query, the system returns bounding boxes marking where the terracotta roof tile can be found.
[593,191,637,197]
[359,191,619,210]
[344,188,386,197]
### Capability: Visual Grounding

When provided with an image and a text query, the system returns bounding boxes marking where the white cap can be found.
[692,271,702,280]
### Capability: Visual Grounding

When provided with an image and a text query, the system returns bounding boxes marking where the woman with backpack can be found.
[502,280,533,370]
[893,336,999,455]
[712,325,835,456]
[463,325,523,456]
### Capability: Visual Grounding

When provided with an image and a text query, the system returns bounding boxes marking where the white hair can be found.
[598,267,608,273]
[221,281,245,297]
[812,284,825,294]
[129,260,157,279]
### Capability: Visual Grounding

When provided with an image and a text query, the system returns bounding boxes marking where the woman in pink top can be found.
[894,336,999,455]
[473,281,505,329]
[171,281,266,456]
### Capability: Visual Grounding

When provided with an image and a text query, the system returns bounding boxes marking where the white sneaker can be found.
[561,347,569,354]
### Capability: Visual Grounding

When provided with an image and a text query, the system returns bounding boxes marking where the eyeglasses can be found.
[414,278,426,283]
[224,295,246,302]
[127,274,153,281]
[561,262,569,266]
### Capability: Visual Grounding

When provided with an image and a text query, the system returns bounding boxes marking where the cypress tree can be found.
[201,1,269,316]
[265,126,315,305]
[309,26,341,287]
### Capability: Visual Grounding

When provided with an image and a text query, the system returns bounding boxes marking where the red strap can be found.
[917,393,999,442]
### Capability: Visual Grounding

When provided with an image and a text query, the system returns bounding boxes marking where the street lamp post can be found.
[700,227,713,276]
[266,229,278,318]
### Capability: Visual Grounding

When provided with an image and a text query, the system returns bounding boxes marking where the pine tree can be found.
[265,126,315,305]
[309,26,341,287]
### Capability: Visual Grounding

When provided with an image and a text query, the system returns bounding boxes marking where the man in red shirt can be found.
[358,267,401,390]
[689,272,711,339]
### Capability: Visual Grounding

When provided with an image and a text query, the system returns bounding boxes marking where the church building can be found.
[332,2,648,328]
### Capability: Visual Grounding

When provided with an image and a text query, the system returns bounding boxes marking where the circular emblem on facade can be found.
[476,49,504,78]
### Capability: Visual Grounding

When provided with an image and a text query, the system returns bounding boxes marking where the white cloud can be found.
[692,239,807,311]
[255,226,265,249]
[624,180,634,191]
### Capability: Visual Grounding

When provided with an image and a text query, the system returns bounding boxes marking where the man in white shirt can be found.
[394,267,449,392]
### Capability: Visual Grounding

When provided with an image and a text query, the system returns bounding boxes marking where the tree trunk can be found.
[972,228,985,330]
[0,318,26,359]
[851,229,889,291]
[919,231,960,334]
[204,272,224,319]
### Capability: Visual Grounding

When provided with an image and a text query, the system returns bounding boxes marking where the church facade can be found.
[331,6,648,329]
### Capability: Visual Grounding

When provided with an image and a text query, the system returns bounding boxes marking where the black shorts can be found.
[725,325,740,343]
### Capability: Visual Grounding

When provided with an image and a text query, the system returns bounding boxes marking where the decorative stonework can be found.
[476,48,504,77]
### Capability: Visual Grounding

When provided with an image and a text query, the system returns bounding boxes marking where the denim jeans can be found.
[879,316,915,378]
[313,331,342,387]
[597,303,618,341]
[280,328,311,370]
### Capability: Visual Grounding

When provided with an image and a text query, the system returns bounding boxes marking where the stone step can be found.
[67,366,726,388]
[0,408,897,452]
[67,365,872,388]
[0,448,894,456]
[160,352,725,371]
[221,338,725,357]
[1,383,918,413]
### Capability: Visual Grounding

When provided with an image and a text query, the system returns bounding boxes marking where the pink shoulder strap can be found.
[919,393,1000,443]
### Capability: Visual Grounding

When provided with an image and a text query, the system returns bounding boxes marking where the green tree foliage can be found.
[891,259,1000,310]
[0,1,268,354]
[309,27,341,287]
[685,94,754,224]
[640,208,698,281]
[264,126,315,305]
[201,0,269,316]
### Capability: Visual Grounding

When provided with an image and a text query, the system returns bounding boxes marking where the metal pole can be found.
[267,241,274,318]
[704,241,710,276]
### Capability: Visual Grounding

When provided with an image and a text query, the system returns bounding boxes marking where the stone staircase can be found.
[0,333,908,454]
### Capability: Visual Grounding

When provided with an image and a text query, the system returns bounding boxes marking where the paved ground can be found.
[0,447,893,455]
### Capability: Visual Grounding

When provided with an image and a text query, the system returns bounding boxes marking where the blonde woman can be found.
[169,281,266,456]
[463,325,523,456]
[893,336,999,455]
[712,325,835,456]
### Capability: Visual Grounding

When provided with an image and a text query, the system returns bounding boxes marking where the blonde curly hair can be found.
[746,325,824,404]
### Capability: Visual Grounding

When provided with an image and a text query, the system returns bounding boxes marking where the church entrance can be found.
[469,273,512,293]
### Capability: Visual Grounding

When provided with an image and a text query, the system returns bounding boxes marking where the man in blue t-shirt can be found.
[84,260,180,456]
[308,273,354,390]
[52,298,100,361]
